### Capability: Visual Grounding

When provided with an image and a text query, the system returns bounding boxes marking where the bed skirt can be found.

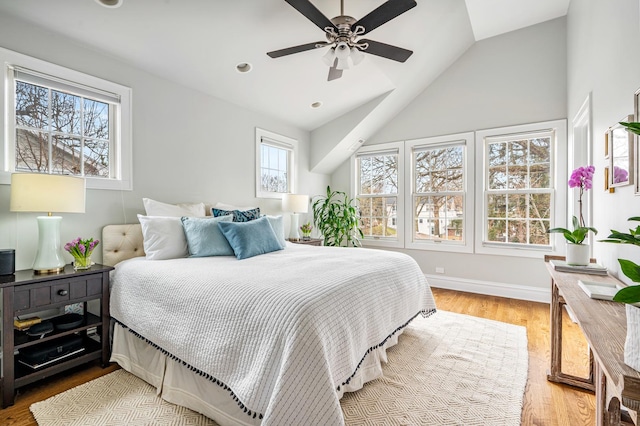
[110,322,405,426]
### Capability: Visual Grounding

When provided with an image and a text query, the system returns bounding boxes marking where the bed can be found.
[102,223,436,426]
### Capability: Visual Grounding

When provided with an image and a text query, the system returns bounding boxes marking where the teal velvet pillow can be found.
[180,215,234,257]
[218,216,284,260]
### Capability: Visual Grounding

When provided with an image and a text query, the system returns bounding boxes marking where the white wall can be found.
[0,14,329,271]
[567,0,640,284]
[332,17,568,300]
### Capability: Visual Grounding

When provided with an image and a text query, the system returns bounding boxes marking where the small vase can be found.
[73,255,92,270]
[302,234,311,241]
[566,243,590,266]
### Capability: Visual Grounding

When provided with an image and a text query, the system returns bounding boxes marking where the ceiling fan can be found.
[267,0,417,81]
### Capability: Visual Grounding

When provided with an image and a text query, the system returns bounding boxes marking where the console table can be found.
[545,255,640,425]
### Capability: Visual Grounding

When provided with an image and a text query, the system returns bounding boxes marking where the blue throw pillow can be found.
[181,215,234,257]
[218,216,284,260]
[264,215,286,247]
[212,207,261,222]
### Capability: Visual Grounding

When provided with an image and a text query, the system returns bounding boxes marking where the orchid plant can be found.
[548,166,598,244]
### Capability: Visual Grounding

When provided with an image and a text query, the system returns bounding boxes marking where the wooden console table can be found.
[545,255,640,425]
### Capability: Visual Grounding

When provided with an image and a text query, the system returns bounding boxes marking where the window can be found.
[255,128,297,198]
[406,133,474,253]
[353,142,404,248]
[350,122,565,256]
[475,120,567,257]
[1,47,132,190]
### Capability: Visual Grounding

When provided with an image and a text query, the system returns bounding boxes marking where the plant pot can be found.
[625,304,640,371]
[73,255,92,270]
[566,243,590,266]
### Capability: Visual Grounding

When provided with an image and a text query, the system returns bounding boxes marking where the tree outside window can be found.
[15,80,111,177]
[485,135,552,246]
[412,144,465,243]
[356,152,398,239]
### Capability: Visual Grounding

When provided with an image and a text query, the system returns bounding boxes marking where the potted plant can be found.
[601,216,640,371]
[312,186,363,247]
[300,222,313,240]
[548,165,598,265]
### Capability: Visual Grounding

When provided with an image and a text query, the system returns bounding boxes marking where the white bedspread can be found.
[109,243,436,425]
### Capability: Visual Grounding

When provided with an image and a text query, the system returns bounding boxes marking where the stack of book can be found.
[549,259,608,275]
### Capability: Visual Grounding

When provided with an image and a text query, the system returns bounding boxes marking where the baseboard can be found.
[425,274,550,304]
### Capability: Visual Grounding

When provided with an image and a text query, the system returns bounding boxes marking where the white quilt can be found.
[109,243,436,425]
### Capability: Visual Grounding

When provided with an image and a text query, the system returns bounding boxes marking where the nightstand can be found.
[288,238,323,246]
[0,263,114,407]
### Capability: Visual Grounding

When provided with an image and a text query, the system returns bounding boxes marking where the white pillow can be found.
[138,214,188,260]
[214,202,257,211]
[143,198,206,217]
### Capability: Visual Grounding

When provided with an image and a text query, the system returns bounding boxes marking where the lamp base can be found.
[289,213,301,241]
[34,266,65,275]
[33,216,66,274]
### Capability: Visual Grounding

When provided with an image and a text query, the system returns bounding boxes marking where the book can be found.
[578,280,622,301]
[549,259,608,275]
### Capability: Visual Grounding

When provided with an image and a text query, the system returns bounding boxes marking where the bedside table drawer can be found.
[13,276,103,311]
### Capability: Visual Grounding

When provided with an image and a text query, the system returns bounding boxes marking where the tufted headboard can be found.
[102,224,145,267]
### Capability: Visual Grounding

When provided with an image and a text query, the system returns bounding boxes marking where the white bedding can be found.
[109,242,436,426]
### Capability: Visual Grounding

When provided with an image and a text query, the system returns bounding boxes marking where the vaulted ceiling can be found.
[0,0,570,172]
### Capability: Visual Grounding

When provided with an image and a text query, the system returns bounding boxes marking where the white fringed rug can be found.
[30,311,528,426]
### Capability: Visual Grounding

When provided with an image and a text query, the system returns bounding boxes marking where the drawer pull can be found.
[57,289,68,296]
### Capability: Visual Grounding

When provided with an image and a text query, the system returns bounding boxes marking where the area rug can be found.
[30,311,528,426]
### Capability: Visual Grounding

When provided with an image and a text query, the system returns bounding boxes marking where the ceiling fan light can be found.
[322,48,336,67]
[336,57,350,70]
[350,47,365,66]
[334,42,350,60]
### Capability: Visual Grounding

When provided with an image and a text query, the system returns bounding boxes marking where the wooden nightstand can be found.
[0,263,114,407]
[288,238,323,246]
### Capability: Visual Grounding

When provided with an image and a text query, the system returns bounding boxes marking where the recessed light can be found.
[94,0,123,8]
[236,63,252,73]
[310,101,322,109]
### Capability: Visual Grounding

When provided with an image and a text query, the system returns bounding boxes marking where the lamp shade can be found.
[10,173,86,214]
[282,194,309,214]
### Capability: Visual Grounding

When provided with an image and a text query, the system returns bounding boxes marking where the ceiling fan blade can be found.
[328,58,343,81]
[359,39,413,62]
[285,0,337,32]
[267,42,328,58]
[351,0,417,35]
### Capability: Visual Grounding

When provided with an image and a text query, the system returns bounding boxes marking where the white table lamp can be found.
[10,173,86,274]
[282,194,309,241]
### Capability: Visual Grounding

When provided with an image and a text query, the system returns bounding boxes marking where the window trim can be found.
[255,127,298,199]
[351,141,404,249]
[404,132,475,254]
[474,120,567,258]
[0,46,132,191]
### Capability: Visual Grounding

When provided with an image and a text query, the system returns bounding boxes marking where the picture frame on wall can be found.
[608,114,634,189]
[634,87,640,194]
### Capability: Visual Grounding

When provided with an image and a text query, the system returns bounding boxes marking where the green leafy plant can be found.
[620,121,640,136]
[312,186,363,247]
[300,222,313,236]
[601,216,640,304]
[548,215,598,244]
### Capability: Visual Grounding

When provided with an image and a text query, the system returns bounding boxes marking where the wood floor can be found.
[1,288,595,426]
